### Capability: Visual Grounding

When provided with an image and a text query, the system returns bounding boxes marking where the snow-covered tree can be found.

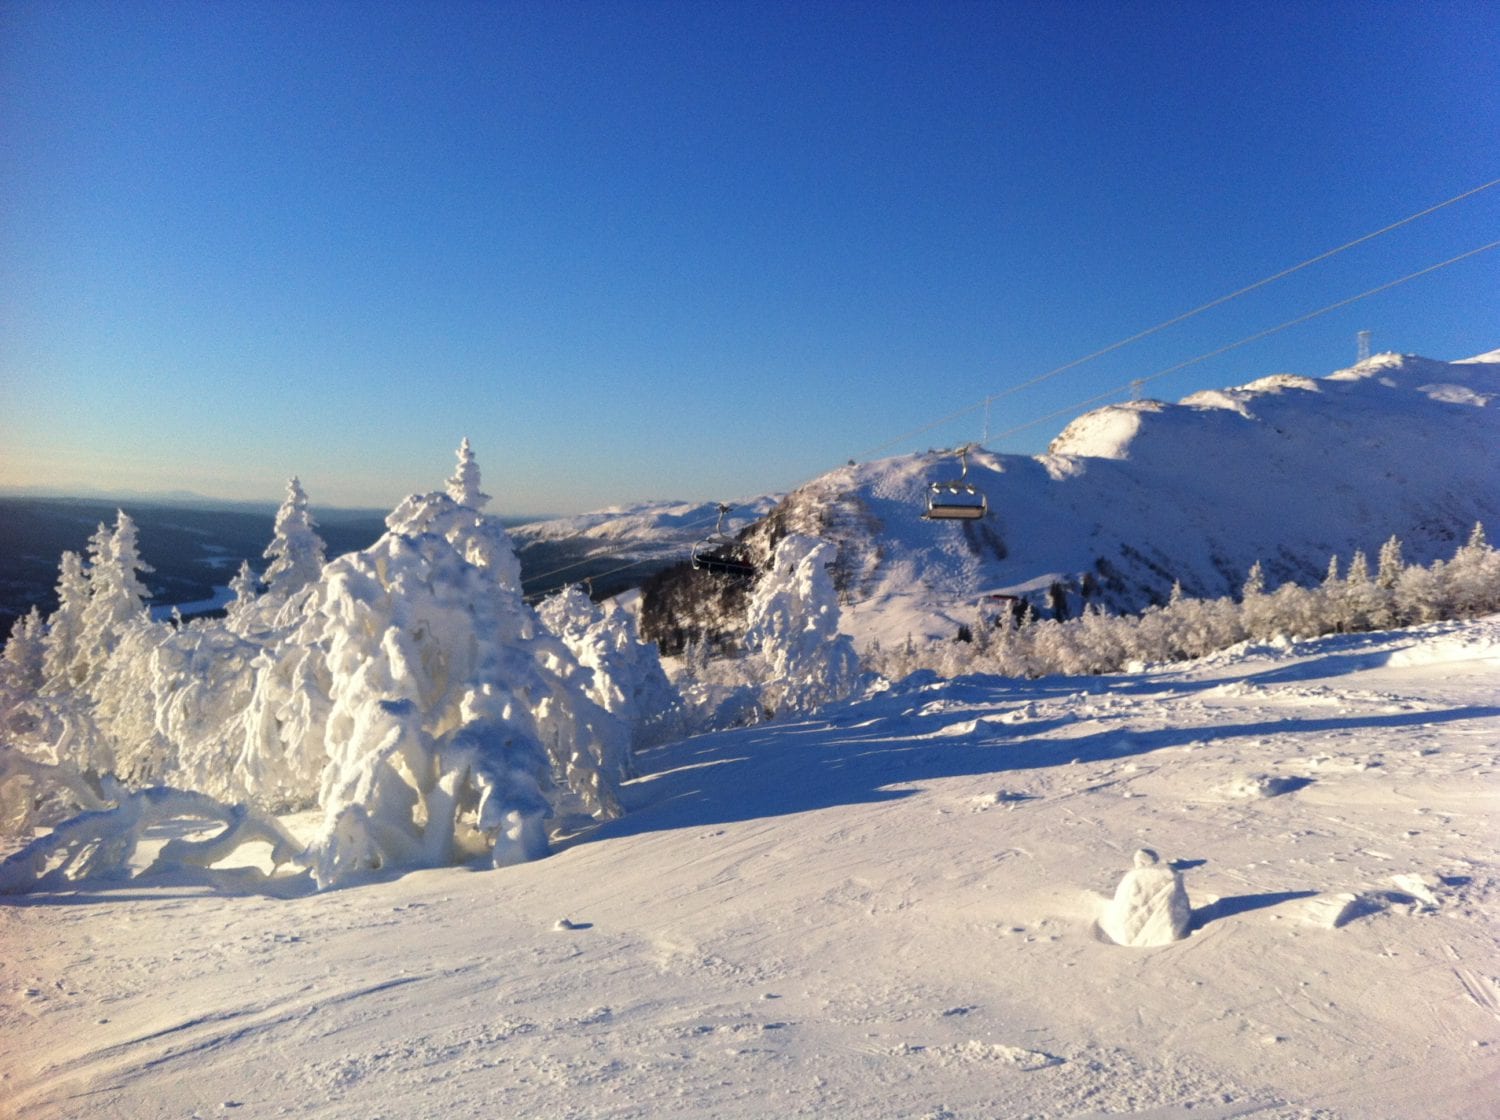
[0,608,48,750]
[2,608,46,697]
[41,551,90,691]
[446,436,491,510]
[1395,560,1450,624]
[85,616,263,793]
[1369,536,1405,629]
[262,477,326,601]
[1337,551,1384,634]
[538,586,682,754]
[237,454,627,885]
[71,513,153,687]
[1239,561,1280,640]
[1447,523,1500,617]
[224,560,261,634]
[743,535,861,717]
[1375,535,1405,590]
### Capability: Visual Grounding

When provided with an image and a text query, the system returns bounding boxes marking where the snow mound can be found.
[1178,388,1253,416]
[1046,401,1159,460]
[1216,773,1312,800]
[1385,617,1500,666]
[1097,848,1193,947]
[970,788,1037,810]
[1421,383,1493,406]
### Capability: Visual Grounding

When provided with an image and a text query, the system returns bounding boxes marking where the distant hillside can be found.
[511,497,779,601]
[0,499,391,637]
[641,350,1500,650]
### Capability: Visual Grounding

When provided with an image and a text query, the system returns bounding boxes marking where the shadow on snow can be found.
[595,698,1499,842]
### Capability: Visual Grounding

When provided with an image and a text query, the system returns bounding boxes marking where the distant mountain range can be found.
[0,486,281,511]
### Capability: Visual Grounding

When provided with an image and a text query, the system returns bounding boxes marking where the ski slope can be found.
[5,617,1497,1119]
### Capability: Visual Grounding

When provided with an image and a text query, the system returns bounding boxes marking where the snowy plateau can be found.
[2,352,1499,1119]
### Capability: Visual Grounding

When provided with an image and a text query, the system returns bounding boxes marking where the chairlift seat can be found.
[691,545,756,578]
[921,444,988,520]
[925,498,987,520]
[690,501,758,579]
[924,479,987,520]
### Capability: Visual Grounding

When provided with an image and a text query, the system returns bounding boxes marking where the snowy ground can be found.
[4,619,1498,1119]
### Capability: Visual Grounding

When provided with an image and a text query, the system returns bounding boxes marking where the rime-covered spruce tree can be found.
[743,534,861,718]
[261,476,326,603]
[40,551,88,693]
[537,585,682,756]
[238,442,627,886]
[1,444,642,894]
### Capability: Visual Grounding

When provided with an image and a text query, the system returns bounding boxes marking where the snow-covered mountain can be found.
[724,350,1500,648]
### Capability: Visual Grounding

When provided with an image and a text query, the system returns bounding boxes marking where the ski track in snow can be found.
[4,620,1499,1119]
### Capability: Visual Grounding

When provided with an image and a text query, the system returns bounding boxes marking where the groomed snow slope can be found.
[5,618,1497,1119]
[751,350,1500,647]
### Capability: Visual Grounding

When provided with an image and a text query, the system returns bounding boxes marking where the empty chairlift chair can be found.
[923,445,988,520]
[691,503,757,579]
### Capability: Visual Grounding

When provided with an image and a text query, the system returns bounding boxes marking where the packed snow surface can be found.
[5,617,1498,1119]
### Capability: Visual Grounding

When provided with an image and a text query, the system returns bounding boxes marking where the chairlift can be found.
[924,445,988,520]
[691,503,757,579]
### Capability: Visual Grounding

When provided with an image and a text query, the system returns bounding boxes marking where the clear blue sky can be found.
[2,1,1496,514]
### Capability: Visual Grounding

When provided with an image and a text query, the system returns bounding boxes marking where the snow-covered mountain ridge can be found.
[737,350,1500,647]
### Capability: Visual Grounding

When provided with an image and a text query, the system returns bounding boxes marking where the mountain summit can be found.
[721,350,1500,647]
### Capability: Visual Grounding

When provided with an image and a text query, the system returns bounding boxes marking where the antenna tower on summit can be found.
[1357,330,1372,362]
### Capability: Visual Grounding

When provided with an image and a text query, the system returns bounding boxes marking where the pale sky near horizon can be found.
[2,1,1497,515]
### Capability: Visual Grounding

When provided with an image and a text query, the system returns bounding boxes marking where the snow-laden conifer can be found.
[40,551,89,691]
[743,535,860,717]
[1447,523,1500,616]
[3,607,46,696]
[225,560,261,634]
[238,449,626,885]
[84,616,265,796]
[446,436,491,510]
[0,608,48,752]
[73,514,153,686]
[261,477,326,601]
[538,586,682,754]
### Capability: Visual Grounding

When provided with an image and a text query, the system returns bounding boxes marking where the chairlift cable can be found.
[981,239,1500,445]
[521,549,684,604]
[518,507,727,596]
[851,176,1500,463]
[527,187,1498,579]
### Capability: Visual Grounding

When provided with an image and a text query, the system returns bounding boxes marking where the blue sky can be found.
[2,1,1496,514]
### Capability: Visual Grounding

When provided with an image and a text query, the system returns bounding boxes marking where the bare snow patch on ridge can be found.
[1047,400,1161,459]
[1420,382,1493,406]
[1237,372,1321,394]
